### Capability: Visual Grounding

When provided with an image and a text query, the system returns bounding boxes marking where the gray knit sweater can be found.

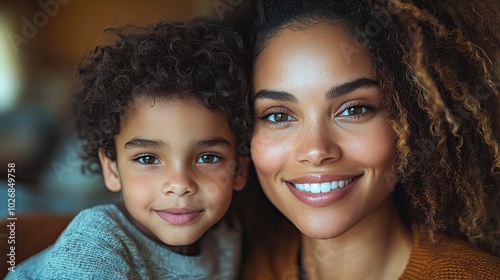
[6,204,241,280]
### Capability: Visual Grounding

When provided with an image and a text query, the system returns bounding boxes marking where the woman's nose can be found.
[295,124,341,166]
[162,168,198,197]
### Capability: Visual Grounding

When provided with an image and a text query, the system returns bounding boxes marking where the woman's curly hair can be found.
[74,19,251,173]
[253,0,500,256]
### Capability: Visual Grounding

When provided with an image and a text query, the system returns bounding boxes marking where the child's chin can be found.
[159,232,202,247]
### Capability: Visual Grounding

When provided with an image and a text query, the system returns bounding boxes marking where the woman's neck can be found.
[299,196,412,280]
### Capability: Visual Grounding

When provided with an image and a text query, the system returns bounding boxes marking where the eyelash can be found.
[133,154,160,166]
[337,102,376,119]
[132,154,223,166]
[196,154,222,164]
[257,102,376,125]
[258,107,295,126]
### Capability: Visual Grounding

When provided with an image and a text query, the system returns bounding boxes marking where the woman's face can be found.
[251,22,398,238]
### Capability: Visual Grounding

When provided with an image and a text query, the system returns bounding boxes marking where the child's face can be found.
[99,96,247,246]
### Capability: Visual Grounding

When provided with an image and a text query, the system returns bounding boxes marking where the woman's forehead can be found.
[252,22,374,95]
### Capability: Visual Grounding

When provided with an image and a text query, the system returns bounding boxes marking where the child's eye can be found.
[260,112,295,123]
[134,155,160,165]
[197,154,221,164]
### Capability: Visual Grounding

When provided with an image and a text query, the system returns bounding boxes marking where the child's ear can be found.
[232,156,249,191]
[98,148,121,192]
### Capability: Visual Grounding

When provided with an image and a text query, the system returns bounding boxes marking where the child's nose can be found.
[161,170,198,197]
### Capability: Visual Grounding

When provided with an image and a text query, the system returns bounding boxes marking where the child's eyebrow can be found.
[124,137,231,150]
[194,137,232,148]
[124,138,166,149]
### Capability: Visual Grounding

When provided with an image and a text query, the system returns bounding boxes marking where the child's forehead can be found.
[124,94,204,115]
[118,94,229,129]
[136,94,201,104]
[115,93,237,147]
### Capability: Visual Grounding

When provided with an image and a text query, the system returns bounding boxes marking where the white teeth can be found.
[310,183,321,193]
[320,182,331,193]
[332,181,338,189]
[292,178,354,193]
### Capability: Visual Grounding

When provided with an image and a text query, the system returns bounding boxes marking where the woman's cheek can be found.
[357,120,396,169]
[251,128,288,174]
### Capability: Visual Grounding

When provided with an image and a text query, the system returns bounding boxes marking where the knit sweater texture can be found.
[6,203,241,280]
[239,225,500,279]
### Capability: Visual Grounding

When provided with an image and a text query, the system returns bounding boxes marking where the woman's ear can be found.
[98,149,121,192]
[232,156,249,191]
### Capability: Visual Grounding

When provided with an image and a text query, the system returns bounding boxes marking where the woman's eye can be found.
[197,154,221,164]
[339,106,369,117]
[264,113,294,123]
[135,155,160,165]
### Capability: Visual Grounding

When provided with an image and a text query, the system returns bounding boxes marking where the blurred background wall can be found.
[0,0,251,216]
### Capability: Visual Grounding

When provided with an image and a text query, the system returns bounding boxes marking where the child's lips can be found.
[155,208,203,225]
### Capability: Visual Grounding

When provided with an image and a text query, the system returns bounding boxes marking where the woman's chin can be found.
[295,220,351,240]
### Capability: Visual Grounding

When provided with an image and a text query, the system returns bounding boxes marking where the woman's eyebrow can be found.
[252,90,298,103]
[326,78,379,99]
[253,78,378,102]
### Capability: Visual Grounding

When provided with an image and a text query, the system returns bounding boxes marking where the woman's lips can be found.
[155,208,203,225]
[286,175,360,207]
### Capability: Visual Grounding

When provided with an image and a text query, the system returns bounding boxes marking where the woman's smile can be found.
[285,175,362,207]
[289,177,356,193]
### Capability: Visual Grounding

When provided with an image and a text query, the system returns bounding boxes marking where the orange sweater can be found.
[239,226,500,279]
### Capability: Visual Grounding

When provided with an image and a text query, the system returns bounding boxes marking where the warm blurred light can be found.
[0,14,21,113]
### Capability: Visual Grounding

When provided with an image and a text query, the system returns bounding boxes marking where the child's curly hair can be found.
[254,0,500,256]
[74,19,251,174]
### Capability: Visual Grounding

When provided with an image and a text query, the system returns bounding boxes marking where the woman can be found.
[241,0,500,279]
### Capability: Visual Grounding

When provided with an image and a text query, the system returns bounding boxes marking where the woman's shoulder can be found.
[401,225,500,279]
[239,215,301,280]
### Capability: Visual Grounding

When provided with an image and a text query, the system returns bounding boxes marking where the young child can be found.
[7,19,250,279]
